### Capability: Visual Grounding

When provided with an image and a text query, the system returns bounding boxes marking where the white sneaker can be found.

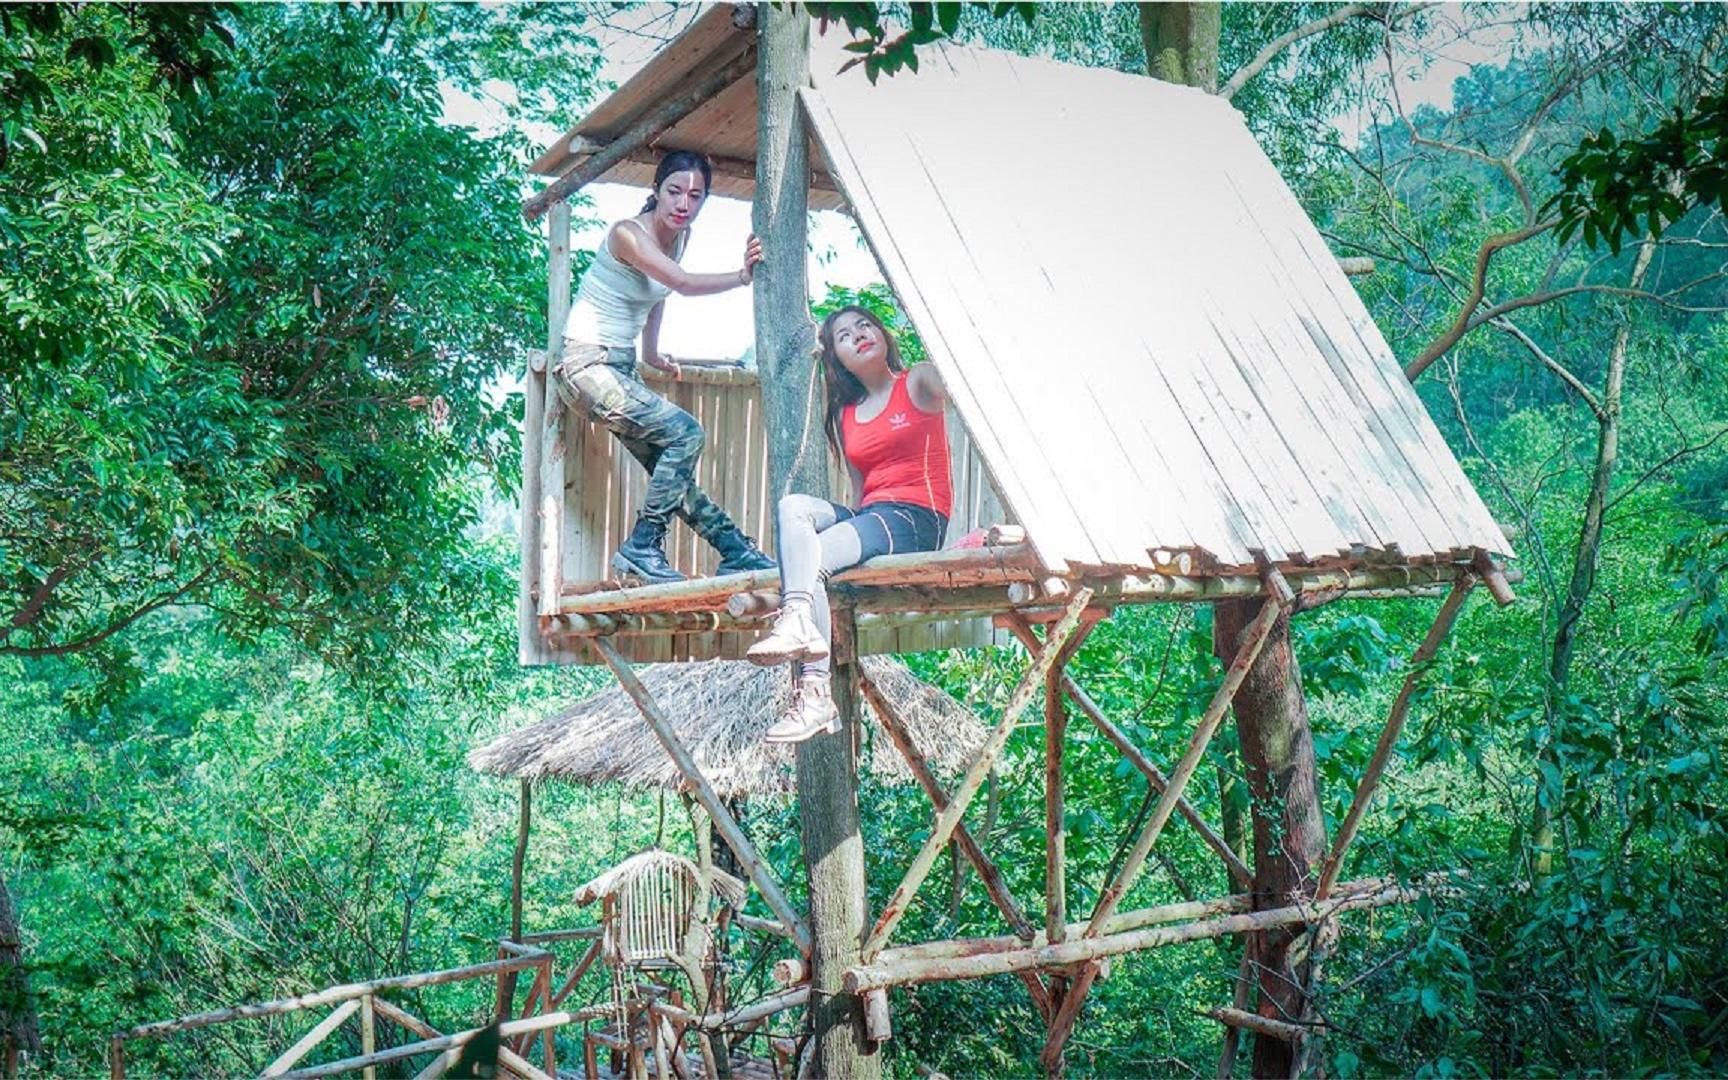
[764,676,841,743]
[745,607,830,666]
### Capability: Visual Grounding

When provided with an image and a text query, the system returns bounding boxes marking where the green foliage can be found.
[1549,87,1728,254]
[801,2,1035,82]
[1,4,601,695]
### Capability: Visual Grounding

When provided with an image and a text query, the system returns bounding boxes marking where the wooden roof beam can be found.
[523,46,759,221]
[564,136,843,196]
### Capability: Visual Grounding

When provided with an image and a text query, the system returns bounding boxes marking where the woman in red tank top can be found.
[747,305,953,742]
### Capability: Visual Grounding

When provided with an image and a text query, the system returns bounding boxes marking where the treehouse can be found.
[511,6,1519,1076]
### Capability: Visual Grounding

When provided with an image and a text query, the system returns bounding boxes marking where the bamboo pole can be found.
[1085,594,1286,937]
[535,202,571,624]
[522,47,759,221]
[497,779,534,1026]
[1215,949,1253,1079]
[862,589,1095,961]
[281,1010,596,1080]
[549,938,603,1010]
[999,617,1254,891]
[842,881,1427,992]
[121,954,551,1040]
[651,985,811,1031]
[260,1000,361,1078]
[847,878,1397,979]
[360,996,376,1080]
[1316,575,1476,899]
[569,562,1491,622]
[593,638,812,956]
[1204,1006,1312,1043]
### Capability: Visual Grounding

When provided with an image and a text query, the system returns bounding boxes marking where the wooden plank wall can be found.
[530,364,1008,665]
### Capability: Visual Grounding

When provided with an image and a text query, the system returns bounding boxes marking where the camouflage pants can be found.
[555,343,738,540]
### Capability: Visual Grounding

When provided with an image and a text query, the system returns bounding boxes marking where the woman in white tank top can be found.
[555,151,770,584]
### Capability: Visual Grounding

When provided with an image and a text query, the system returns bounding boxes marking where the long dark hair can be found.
[640,150,713,213]
[818,305,906,462]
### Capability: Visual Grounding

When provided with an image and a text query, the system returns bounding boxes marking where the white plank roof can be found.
[799,37,1511,573]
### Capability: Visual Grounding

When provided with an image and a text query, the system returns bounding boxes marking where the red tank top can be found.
[839,372,953,517]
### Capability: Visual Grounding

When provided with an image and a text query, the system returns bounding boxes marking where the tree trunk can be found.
[1139,2,1221,91]
[754,6,878,1076]
[1,874,41,1079]
[1215,600,1328,1080]
[1532,238,1655,877]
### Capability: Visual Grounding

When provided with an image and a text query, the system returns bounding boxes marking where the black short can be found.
[831,501,948,562]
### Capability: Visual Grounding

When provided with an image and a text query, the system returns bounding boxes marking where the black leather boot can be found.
[710,527,776,575]
[612,516,684,584]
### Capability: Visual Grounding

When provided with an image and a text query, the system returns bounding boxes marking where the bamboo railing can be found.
[109,932,607,1080]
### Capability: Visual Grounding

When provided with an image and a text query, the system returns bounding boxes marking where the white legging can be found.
[774,494,868,679]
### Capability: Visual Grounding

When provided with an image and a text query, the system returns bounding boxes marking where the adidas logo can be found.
[887,412,910,430]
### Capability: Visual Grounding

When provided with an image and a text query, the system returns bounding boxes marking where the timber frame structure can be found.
[516,5,1518,1076]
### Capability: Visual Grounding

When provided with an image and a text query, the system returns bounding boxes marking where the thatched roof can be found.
[468,657,985,798]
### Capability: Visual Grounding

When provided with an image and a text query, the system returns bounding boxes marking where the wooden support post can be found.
[522,46,759,221]
[593,638,812,955]
[1215,948,1253,1079]
[496,779,532,1025]
[1085,594,1285,936]
[108,1036,124,1080]
[359,996,376,1080]
[1317,574,1477,899]
[862,990,892,1045]
[1215,592,1327,1080]
[796,604,877,1073]
[535,202,571,627]
[1038,590,1283,1075]
[1471,549,1516,607]
[857,669,1055,1022]
[863,589,1096,961]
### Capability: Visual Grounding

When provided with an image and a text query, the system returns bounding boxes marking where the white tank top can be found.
[563,222,685,349]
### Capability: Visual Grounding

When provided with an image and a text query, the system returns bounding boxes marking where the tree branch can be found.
[1404,218,1559,381]
[0,568,213,658]
[1487,319,1605,420]
[5,559,79,635]
[1219,2,1373,102]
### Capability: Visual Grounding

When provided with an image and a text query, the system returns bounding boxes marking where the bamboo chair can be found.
[575,850,745,1080]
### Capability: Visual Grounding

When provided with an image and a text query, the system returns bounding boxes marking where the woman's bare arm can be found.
[907,362,947,412]
[611,223,761,297]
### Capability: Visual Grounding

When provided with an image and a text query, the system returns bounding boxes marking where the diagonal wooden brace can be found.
[861,588,1095,962]
[857,667,1056,1023]
[1316,573,1477,899]
[1084,592,1286,938]
[1062,674,1253,890]
[856,670,1038,941]
[593,638,813,956]
[998,618,1253,892]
